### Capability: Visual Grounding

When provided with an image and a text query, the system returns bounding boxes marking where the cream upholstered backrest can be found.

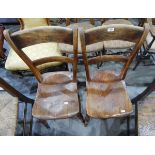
[18,18,50,29]
[5,18,62,71]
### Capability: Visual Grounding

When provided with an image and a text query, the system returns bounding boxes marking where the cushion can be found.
[5,43,62,71]
[0,91,18,136]
[21,18,49,29]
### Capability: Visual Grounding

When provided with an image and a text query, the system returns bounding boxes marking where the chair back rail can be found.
[80,23,149,82]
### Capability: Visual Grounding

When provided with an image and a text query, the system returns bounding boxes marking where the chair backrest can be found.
[4,26,78,83]
[0,77,33,103]
[66,18,95,26]
[101,18,129,24]
[18,18,50,30]
[80,23,149,82]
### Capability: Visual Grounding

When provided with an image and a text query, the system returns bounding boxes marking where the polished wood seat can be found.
[80,24,149,122]
[59,19,104,54]
[138,97,155,136]
[102,19,135,49]
[86,71,132,118]
[0,91,18,135]
[32,71,79,119]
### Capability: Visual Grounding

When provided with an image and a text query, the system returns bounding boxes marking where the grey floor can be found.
[1,18,155,136]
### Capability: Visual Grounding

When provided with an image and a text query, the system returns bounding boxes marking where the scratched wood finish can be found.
[80,24,149,119]
[86,71,133,118]
[138,97,155,136]
[4,26,83,120]
[32,72,79,119]
[59,19,104,53]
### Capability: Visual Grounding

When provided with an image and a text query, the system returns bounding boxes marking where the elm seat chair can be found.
[59,18,104,54]
[5,18,62,71]
[80,24,149,133]
[0,77,34,136]
[4,26,85,129]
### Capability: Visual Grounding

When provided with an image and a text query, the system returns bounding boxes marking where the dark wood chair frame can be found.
[4,26,85,135]
[80,23,149,135]
[132,78,155,135]
[133,18,155,70]
[0,77,34,135]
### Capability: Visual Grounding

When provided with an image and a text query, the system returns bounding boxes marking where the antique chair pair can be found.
[4,23,148,135]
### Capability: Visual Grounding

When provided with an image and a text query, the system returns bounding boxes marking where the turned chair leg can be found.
[23,102,28,136]
[85,114,90,126]
[39,120,50,129]
[135,102,138,136]
[133,57,143,71]
[77,113,85,124]
[127,115,130,136]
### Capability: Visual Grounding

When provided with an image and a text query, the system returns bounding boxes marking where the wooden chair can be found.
[5,18,63,71]
[0,77,34,135]
[59,18,104,54]
[80,23,149,134]
[4,26,85,134]
[133,18,155,70]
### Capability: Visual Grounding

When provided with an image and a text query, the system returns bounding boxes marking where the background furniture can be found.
[0,77,34,135]
[133,18,155,70]
[5,18,62,71]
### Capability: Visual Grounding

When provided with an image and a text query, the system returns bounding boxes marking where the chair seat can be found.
[32,71,79,119]
[86,71,133,118]
[102,19,135,49]
[0,91,18,136]
[59,22,104,53]
[5,42,62,71]
[146,32,155,52]
[138,97,155,136]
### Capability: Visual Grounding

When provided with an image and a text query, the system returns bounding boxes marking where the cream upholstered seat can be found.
[102,19,135,49]
[0,91,18,136]
[5,18,62,71]
[5,43,62,71]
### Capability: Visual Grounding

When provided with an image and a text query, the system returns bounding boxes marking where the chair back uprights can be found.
[80,24,149,82]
